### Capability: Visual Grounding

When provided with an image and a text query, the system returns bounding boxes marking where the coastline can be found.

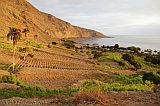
[67,35,113,44]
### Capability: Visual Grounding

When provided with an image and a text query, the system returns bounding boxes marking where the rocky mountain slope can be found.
[0,0,104,42]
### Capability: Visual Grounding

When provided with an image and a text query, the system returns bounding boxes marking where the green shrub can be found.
[63,40,75,49]
[130,60,142,70]
[114,44,119,49]
[81,80,152,92]
[66,86,80,96]
[122,53,135,62]
[0,64,10,70]
[92,51,102,59]
[104,52,123,62]
[0,79,153,99]
[0,75,25,87]
[144,55,160,65]
[0,35,6,38]
[127,46,141,53]
[142,72,160,84]
[26,41,44,48]
[16,47,24,52]
[0,75,65,98]
[0,43,13,50]
[122,53,142,70]
[88,61,95,64]
[98,56,114,62]
[118,61,127,66]
[115,74,143,84]
[0,75,14,84]
[0,43,23,51]
[46,89,64,96]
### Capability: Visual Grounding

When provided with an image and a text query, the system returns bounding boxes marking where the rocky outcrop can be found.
[0,0,104,42]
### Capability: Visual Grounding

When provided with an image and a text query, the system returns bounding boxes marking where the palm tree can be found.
[22,28,29,40]
[7,27,21,75]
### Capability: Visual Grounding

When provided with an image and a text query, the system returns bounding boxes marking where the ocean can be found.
[79,35,160,51]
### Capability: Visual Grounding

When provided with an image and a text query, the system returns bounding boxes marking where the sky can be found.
[27,0,160,36]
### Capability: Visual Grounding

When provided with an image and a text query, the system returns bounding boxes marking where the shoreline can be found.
[67,36,114,44]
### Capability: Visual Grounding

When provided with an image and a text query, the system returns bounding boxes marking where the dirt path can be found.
[0,91,159,106]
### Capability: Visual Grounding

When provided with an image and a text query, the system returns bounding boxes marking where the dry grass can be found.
[74,90,108,105]
[0,83,19,89]
[0,70,9,76]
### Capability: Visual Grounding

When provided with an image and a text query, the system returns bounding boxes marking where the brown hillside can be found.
[0,0,104,42]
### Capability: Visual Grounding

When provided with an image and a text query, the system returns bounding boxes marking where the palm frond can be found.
[7,27,22,45]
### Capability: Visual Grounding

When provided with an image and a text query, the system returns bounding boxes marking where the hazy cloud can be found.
[27,0,160,35]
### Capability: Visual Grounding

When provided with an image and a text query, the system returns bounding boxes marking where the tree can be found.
[144,55,160,65]
[144,49,152,55]
[142,72,160,84]
[63,40,75,49]
[127,46,141,53]
[133,47,141,53]
[114,44,119,49]
[122,53,135,62]
[7,27,21,75]
[144,55,152,62]
[91,51,102,59]
[22,28,29,40]
[101,45,106,49]
[130,60,142,71]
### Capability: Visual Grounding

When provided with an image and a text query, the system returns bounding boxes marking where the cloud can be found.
[27,0,160,35]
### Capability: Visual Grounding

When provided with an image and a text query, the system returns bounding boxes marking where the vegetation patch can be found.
[145,55,160,65]
[0,35,6,38]
[0,43,14,50]
[115,74,143,84]
[0,86,64,99]
[0,75,63,98]
[122,53,142,70]
[103,52,123,62]
[63,40,75,49]
[0,74,154,99]
[142,72,160,84]
[0,64,11,70]
[98,56,114,62]
[91,51,103,59]
[26,41,44,48]
[0,43,23,52]
[75,80,153,92]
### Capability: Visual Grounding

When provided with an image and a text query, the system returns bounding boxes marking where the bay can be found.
[80,35,160,51]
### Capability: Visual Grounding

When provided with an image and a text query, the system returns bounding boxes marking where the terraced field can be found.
[17,67,98,88]
[32,49,86,63]
[16,58,97,70]
[0,43,100,89]
[13,46,100,88]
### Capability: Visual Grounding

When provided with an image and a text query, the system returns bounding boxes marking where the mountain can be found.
[0,0,104,42]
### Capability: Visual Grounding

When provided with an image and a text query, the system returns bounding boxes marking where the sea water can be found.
[80,35,160,51]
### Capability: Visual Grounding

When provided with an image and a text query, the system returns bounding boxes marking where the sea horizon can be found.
[80,35,160,51]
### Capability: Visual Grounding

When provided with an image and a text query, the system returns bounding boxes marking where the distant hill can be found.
[0,0,104,42]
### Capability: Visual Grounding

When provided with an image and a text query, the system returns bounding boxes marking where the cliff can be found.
[0,0,104,42]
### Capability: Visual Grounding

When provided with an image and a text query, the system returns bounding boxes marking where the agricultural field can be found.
[0,41,100,89]
[0,41,160,106]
